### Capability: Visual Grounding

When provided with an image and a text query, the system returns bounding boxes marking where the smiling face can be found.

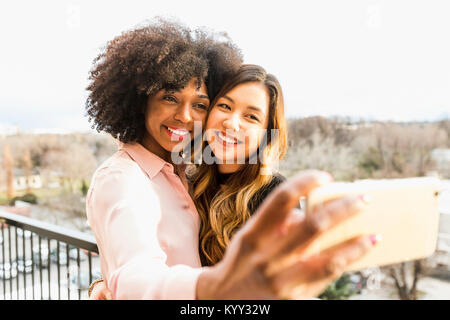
[205,82,270,171]
[141,78,209,161]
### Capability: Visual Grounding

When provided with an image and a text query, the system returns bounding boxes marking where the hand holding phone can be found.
[305,177,441,271]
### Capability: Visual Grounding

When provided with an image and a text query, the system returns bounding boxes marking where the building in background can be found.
[13,168,42,191]
[0,123,20,137]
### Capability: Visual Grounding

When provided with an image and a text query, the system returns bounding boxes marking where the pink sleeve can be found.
[86,167,203,299]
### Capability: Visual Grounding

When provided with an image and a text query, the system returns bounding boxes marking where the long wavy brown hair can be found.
[189,64,288,266]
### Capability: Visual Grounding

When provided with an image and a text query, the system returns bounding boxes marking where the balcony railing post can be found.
[38,235,43,300]
[57,240,60,300]
[66,244,70,300]
[22,228,26,300]
[88,252,92,288]
[77,248,81,300]
[47,238,50,300]
[14,227,18,299]
[1,222,6,299]
[30,234,35,300]
[8,226,12,299]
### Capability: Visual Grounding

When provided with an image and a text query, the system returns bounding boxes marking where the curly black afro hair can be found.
[85,18,243,143]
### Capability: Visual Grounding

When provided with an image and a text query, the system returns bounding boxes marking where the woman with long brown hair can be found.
[190,64,289,266]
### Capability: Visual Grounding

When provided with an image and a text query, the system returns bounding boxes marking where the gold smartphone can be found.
[305,177,441,271]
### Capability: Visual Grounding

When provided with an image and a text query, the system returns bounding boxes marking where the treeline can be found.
[279,117,450,180]
[1,117,450,194]
[0,132,117,194]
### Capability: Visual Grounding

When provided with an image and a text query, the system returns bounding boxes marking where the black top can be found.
[248,174,288,215]
[217,173,290,216]
[216,172,236,185]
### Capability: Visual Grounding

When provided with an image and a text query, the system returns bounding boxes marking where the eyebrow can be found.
[247,106,264,114]
[165,90,209,101]
[197,94,209,100]
[223,95,234,103]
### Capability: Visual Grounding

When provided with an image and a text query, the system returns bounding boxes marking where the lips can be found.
[215,131,243,146]
[164,125,190,141]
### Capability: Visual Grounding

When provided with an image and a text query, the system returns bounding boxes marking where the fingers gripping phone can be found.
[305,177,441,271]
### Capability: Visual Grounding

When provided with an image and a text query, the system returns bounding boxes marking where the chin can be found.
[211,148,243,163]
[216,153,243,165]
[166,143,183,153]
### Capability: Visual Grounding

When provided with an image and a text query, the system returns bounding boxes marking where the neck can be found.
[217,163,242,174]
[140,134,172,163]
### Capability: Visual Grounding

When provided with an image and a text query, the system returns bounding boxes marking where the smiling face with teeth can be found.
[141,78,210,162]
[205,81,269,172]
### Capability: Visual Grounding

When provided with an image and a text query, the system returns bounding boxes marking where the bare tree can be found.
[41,143,98,193]
[386,259,425,300]
[23,149,33,193]
[280,130,359,181]
[3,144,15,200]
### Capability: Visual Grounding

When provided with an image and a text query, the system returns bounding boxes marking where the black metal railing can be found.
[0,210,99,300]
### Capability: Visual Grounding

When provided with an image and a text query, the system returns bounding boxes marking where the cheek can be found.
[145,103,158,122]
[145,111,161,132]
[205,113,220,131]
[147,103,171,125]
[145,110,169,140]
[198,114,207,129]
[204,119,215,141]
[245,129,265,150]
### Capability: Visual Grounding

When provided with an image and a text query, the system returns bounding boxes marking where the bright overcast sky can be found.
[0,0,449,132]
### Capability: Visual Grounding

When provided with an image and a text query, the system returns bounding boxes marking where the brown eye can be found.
[163,95,177,103]
[217,103,231,110]
[195,103,208,110]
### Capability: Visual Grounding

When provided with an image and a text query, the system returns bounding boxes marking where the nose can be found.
[223,114,241,132]
[174,103,192,124]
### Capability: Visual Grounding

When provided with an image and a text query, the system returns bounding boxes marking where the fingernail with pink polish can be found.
[358,194,371,204]
[325,172,334,182]
[369,234,382,245]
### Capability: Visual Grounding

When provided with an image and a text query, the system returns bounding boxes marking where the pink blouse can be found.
[86,142,204,299]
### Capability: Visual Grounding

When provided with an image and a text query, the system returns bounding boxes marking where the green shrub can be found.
[358,147,384,176]
[81,180,89,196]
[318,274,357,300]
[9,193,39,205]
